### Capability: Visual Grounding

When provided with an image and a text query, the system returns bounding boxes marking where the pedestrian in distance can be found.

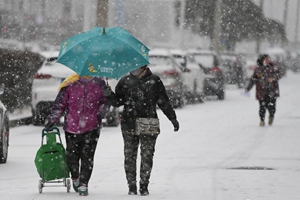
[45,75,110,196]
[245,54,283,127]
[104,65,179,196]
[233,55,245,88]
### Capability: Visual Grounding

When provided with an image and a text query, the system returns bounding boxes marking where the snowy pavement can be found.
[1,71,300,200]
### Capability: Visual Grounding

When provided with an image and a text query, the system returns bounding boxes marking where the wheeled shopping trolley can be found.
[34,127,70,193]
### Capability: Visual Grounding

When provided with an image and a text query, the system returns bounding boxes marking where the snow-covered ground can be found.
[1,70,300,200]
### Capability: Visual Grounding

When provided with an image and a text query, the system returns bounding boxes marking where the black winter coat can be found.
[108,68,177,131]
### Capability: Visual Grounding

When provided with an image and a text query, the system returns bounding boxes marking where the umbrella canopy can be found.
[57,26,150,79]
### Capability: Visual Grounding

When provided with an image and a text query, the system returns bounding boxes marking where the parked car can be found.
[0,83,9,164]
[148,49,185,108]
[240,53,258,80]
[103,79,121,127]
[31,51,73,125]
[186,49,225,100]
[31,51,120,127]
[265,48,288,76]
[169,49,205,103]
[219,52,248,88]
[289,52,300,72]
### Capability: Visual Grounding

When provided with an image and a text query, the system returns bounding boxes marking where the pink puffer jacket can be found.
[47,77,110,134]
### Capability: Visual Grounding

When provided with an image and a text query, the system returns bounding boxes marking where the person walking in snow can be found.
[45,75,110,196]
[104,65,179,196]
[245,54,283,127]
[233,55,245,88]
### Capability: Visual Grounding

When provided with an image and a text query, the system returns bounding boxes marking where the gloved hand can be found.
[171,119,179,132]
[45,121,54,132]
[103,85,112,97]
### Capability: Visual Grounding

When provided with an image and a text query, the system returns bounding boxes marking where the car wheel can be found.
[104,109,119,127]
[196,93,205,103]
[0,118,9,164]
[179,97,185,108]
[172,98,182,109]
[184,92,196,104]
[217,90,225,100]
[32,102,52,126]
[32,109,44,126]
[105,116,119,127]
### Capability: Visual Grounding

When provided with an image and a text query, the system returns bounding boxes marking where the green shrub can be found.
[0,48,44,112]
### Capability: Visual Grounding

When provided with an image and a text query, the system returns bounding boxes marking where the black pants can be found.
[259,95,277,121]
[65,129,100,186]
[122,131,158,186]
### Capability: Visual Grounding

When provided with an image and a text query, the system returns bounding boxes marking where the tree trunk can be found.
[212,0,222,54]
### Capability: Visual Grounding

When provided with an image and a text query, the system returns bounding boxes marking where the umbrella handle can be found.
[105,78,110,89]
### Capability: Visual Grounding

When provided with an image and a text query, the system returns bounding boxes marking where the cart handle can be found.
[41,126,63,146]
[42,126,60,137]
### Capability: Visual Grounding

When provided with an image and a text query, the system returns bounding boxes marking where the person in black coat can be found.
[105,65,179,196]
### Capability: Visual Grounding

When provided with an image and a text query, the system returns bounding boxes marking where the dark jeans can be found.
[65,129,100,186]
[122,131,158,186]
[259,95,277,121]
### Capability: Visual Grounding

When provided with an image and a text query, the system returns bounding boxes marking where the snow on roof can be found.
[187,49,217,55]
[149,48,170,56]
[220,54,236,61]
[264,48,286,55]
[39,51,60,58]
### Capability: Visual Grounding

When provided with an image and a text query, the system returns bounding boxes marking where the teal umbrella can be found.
[57,26,150,79]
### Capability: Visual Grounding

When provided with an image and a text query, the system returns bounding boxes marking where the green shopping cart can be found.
[34,127,70,193]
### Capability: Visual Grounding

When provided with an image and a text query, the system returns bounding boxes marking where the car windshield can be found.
[193,54,215,68]
[149,55,171,66]
[44,57,58,66]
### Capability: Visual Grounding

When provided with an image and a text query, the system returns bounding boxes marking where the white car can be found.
[219,52,248,88]
[244,59,257,80]
[186,49,226,100]
[0,84,9,164]
[31,51,120,126]
[148,49,185,108]
[31,51,73,125]
[169,49,205,103]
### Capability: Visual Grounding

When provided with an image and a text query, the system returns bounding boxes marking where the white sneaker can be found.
[78,184,88,196]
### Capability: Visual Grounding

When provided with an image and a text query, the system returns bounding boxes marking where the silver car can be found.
[148,49,185,108]
[0,84,9,164]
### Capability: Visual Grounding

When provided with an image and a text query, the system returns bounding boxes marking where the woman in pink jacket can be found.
[45,75,110,196]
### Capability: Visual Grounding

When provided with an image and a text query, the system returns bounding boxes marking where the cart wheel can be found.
[38,180,43,194]
[66,178,71,193]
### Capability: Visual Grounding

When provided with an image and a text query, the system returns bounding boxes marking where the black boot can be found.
[139,184,149,196]
[128,184,137,195]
